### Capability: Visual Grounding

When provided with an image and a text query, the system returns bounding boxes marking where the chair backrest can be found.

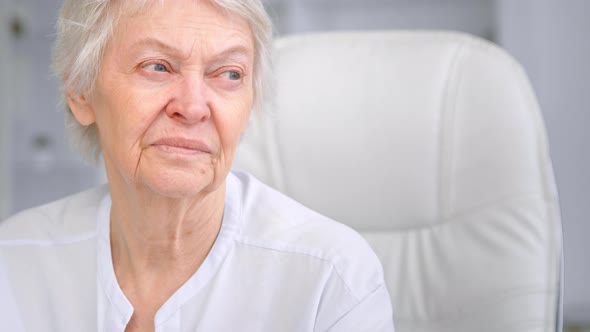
[233,31,563,332]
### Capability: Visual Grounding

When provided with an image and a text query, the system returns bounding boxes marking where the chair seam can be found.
[266,107,288,192]
[360,191,552,234]
[438,39,468,221]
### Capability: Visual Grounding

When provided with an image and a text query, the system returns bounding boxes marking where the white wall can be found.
[497,0,590,323]
[3,0,102,215]
[0,7,11,219]
[0,12,10,220]
[266,0,495,39]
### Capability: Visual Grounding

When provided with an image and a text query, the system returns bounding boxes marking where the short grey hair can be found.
[52,0,273,162]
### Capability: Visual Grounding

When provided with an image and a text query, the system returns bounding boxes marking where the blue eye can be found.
[229,71,241,80]
[152,63,167,72]
[222,71,241,81]
[144,63,168,72]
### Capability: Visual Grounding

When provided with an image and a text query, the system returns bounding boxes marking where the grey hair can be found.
[52,0,273,162]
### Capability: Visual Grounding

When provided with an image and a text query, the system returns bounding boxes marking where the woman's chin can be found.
[138,168,218,199]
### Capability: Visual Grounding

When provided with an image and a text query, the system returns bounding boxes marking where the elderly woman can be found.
[0,0,394,331]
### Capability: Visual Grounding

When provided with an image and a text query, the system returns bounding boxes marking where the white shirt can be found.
[0,171,394,331]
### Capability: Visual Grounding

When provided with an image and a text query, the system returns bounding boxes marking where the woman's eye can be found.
[144,63,168,72]
[221,71,242,81]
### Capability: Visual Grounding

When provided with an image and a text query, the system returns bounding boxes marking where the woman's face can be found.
[71,0,255,198]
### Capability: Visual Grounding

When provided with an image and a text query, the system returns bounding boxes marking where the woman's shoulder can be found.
[0,185,109,246]
[0,188,103,330]
[227,170,386,297]
[229,170,364,238]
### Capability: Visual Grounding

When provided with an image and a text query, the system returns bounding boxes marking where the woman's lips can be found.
[151,138,212,156]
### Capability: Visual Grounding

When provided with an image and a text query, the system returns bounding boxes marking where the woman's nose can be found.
[165,77,211,124]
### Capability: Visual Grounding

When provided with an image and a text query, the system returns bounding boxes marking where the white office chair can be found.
[233,31,563,332]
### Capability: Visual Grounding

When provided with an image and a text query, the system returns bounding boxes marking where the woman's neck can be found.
[108,180,226,326]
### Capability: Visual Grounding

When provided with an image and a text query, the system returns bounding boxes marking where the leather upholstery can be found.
[234,31,562,331]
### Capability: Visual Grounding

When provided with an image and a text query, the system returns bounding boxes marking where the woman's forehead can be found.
[111,0,254,56]
[116,0,233,22]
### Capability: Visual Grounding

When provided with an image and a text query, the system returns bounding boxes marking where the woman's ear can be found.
[67,92,96,126]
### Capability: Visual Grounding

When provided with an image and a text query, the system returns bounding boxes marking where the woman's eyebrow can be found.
[129,37,183,55]
[129,37,253,62]
[211,45,254,63]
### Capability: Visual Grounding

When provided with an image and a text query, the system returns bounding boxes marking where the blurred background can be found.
[0,0,588,328]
